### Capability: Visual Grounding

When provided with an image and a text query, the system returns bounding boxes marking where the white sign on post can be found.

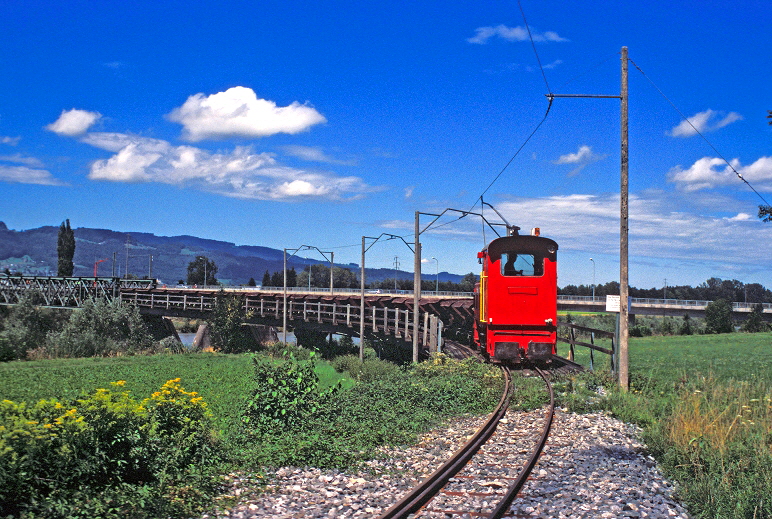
[606,295,621,313]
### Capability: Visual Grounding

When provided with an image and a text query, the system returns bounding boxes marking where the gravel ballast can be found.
[205,409,691,519]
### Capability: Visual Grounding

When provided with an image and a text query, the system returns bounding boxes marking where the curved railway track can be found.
[377,365,555,519]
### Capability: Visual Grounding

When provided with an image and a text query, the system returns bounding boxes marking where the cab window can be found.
[500,252,541,276]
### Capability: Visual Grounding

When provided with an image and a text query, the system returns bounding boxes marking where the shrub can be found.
[46,298,153,358]
[0,292,65,361]
[0,379,221,518]
[332,354,402,382]
[240,351,339,437]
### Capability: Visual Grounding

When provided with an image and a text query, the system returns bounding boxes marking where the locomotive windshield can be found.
[501,252,542,277]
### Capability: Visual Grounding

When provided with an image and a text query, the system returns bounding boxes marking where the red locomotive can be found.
[473,227,558,365]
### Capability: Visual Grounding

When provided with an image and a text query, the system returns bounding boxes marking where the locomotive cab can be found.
[474,232,558,365]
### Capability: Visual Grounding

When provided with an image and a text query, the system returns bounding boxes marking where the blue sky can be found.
[1,0,771,290]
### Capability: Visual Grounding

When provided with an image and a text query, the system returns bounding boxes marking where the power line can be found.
[629,58,771,207]
[475,0,554,204]
[518,0,551,94]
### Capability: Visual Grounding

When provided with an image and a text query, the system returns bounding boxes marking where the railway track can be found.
[377,365,555,519]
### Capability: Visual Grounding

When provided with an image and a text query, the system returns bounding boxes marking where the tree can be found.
[741,303,767,333]
[247,277,256,287]
[287,267,297,287]
[704,299,733,334]
[459,273,478,292]
[56,219,75,277]
[209,290,254,353]
[270,271,283,287]
[262,270,271,287]
[186,256,217,286]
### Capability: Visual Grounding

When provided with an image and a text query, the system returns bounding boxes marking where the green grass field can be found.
[558,332,772,384]
[556,331,772,519]
[0,352,349,434]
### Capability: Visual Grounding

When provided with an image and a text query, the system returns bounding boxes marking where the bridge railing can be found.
[120,291,445,350]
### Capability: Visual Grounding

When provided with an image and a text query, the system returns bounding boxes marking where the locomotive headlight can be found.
[531,227,540,236]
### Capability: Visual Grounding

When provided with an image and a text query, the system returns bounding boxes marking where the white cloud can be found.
[167,86,327,142]
[84,133,378,201]
[281,145,355,165]
[0,153,43,167]
[467,25,568,44]
[0,165,66,186]
[553,145,604,176]
[668,156,772,192]
[668,109,742,137]
[1,136,21,146]
[494,192,772,267]
[404,186,414,199]
[45,109,102,136]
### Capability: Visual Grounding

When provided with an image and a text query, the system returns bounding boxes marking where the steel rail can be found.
[488,365,555,519]
[376,366,513,519]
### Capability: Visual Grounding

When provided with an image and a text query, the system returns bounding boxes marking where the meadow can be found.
[0,352,348,436]
[560,331,772,518]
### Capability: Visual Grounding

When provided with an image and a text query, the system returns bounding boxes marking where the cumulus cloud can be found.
[467,25,568,44]
[166,86,327,142]
[1,136,21,146]
[668,109,742,137]
[45,109,102,136]
[553,145,605,176]
[668,156,772,192]
[0,165,65,186]
[494,192,772,265]
[404,186,415,199]
[83,133,377,201]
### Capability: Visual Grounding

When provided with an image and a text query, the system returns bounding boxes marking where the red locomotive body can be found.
[473,231,559,365]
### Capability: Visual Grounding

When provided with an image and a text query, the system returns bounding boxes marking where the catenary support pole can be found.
[360,237,365,362]
[282,248,288,344]
[413,211,421,363]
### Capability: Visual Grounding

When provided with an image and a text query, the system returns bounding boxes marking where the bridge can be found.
[2,276,769,351]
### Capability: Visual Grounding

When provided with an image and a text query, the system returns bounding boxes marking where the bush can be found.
[240,351,339,437]
[239,354,503,469]
[332,354,402,382]
[0,292,66,361]
[47,298,153,358]
[0,379,221,518]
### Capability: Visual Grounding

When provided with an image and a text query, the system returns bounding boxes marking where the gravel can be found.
[204,410,692,519]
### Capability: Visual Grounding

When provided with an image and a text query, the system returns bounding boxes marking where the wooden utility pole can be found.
[619,46,630,390]
[546,45,630,390]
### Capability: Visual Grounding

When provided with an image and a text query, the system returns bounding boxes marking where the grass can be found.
[554,331,772,519]
[0,352,349,436]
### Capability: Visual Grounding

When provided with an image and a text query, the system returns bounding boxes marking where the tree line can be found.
[560,277,772,303]
[260,266,479,292]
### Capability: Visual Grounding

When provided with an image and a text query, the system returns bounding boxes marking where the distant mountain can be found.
[0,222,463,286]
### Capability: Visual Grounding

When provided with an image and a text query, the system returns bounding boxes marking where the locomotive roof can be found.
[485,234,558,263]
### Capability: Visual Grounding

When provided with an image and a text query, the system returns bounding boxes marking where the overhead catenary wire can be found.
[629,58,772,208]
[474,0,555,205]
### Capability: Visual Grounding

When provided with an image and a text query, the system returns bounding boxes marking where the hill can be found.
[0,222,463,286]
